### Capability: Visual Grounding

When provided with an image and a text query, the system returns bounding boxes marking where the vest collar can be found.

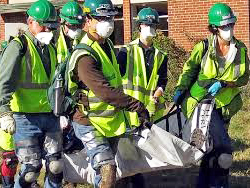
[210,35,238,64]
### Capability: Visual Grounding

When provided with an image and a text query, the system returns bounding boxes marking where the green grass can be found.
[228,96,250,186]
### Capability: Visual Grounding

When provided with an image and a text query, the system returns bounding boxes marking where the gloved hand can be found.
[137,109,151,129]
[153,87,164,103]
[173,90,185,105]
[208,81,227,96]
[0,113,16,134]
[60,116,69,130]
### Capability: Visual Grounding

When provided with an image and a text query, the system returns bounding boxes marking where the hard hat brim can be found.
[94,7,118,16]
[40,22,60,29]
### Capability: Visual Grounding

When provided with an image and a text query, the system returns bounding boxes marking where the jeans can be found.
[196,109,232,188]
[13,113,62,188]
[72,122,119,188]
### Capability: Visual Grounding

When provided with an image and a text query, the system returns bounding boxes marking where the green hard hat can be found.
[27,0,58,28]
[83,0,118,17]
[137,7,159,25]
[60,1,84,25]
[1,41,8,50]
[208,3,237,26]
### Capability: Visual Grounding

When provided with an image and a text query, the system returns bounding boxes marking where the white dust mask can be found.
[96,21,114,39]
[35,32,53,45]
[140,26,156,40]
[218,26,234,42]
[67,28,82,39]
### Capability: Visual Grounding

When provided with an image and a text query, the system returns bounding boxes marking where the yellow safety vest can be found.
[182,36,246,119]
[0,130,14,151]
[10,34,57,113]
[122,39,167,126]
[68,35,126,137]
[56,27,69,64]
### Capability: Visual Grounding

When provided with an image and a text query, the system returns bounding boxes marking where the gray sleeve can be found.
[0,40,23,113]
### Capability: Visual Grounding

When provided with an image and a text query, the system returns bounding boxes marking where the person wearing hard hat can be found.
[116,7,168,187]
[66,0,150,187]
[55,1,85,64]
[0,0,63,187]
[55,1,85,151]
[173,3,249,187]
[117,7,167,132]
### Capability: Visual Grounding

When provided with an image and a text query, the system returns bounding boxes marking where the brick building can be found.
[0,0,249,52]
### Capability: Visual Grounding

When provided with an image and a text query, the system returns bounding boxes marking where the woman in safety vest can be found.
[173,3,249,188]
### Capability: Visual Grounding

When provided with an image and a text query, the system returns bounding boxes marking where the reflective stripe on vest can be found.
[68,34,126,137]
[122,39,166,125]
[185,36,246,118]
[56,27,69,64]
[10,34,56,112]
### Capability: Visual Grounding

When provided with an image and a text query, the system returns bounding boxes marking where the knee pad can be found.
[49,159,64,174]
[1,151,18,177]
[93,150,115,170]
[46,153,63,183]
[218,153,233,169]
[19,164,41,187]
[99,164,116,188]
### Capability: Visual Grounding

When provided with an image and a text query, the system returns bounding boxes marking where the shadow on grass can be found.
[231,138,250,153]
[116,164,250,188]
[231,160,250,175]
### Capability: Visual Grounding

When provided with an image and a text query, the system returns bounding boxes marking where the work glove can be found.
[138,109,151,129]
[60,116,69,130]
[153,87,164,103]
[0,113,16,134]
[173,90,186,105]
[208,81,227,96]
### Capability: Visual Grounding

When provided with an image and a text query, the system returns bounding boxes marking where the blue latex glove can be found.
[208,81,223,96]
[173,90,184,105]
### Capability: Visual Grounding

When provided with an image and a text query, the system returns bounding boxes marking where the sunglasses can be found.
[219,23,235,29]
[91,15,114,22]
[64,23,83,29]
[39,22,59,30]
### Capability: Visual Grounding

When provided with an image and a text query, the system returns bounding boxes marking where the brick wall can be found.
[168,0,250,52]
[0,0,7,4]
[123,0,132,44]
[0,15,4,41]
[0,0,7,41]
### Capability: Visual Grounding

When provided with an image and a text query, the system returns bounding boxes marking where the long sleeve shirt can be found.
[71,39,147,124]
[176,37,250,91]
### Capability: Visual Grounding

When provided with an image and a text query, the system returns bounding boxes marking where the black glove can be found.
[137,109,152,129]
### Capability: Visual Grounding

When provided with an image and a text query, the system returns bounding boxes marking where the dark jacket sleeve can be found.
[116,47,127,77]
[0,40,23,113]
[157,55,168,90]
[234,43,250,87]
[76,55,146,113]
